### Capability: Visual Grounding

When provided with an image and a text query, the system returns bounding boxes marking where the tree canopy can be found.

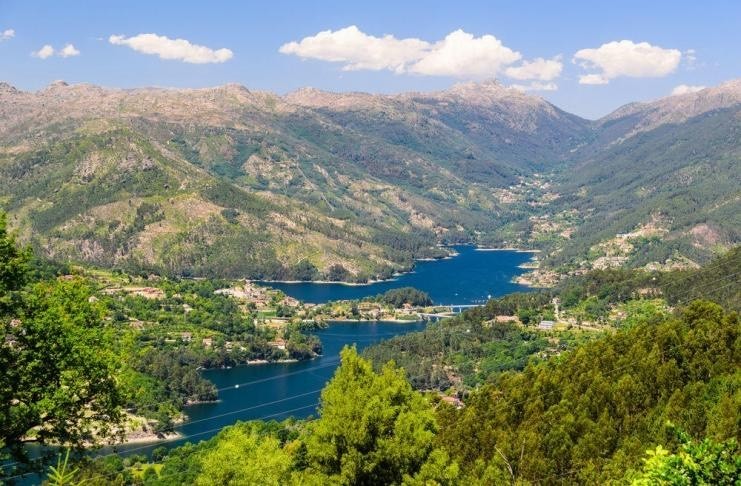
[1,214,123,462]
[304,347,441,484]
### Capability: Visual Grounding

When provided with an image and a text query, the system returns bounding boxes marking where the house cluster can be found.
[538,320,555,330]
[215,281,299,310]
[100,286,165,299]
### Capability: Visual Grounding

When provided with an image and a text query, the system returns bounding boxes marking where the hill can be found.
[0,80,590,281]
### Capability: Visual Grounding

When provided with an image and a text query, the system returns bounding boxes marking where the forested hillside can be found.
[546,103,741,269]
[62,300,739,484]
[477,81,741,280]
[434,299,739,483]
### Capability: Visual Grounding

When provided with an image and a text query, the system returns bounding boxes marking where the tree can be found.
[305,347,443,485]
[45,449,81,486]
[195,424,292,486]
[630,434,740,485]
[326,264,351,282]
[376,287,433,308]
[0,214,123,459]
[0,212,31,315]
[1,279,124,455]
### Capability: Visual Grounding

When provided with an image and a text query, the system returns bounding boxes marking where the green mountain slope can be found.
[486,81,741,280]
[550,105,740,268]
[0,80,591,280]
[435,300,739,483]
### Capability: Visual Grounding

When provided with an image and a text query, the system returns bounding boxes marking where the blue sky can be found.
[1,0,739,118]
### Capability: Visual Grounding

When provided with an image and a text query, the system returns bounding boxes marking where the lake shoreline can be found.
[258,245,535,286]
[475,247,539,253]
[321,317,426,324]
[257,277,400,286]
[119,430,183,446]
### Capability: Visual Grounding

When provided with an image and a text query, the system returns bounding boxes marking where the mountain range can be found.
[0,78,738,281]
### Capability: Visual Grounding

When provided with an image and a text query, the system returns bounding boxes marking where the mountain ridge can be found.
[0,78,738,280]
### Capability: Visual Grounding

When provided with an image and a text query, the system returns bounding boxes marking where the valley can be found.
[1,78,739,486]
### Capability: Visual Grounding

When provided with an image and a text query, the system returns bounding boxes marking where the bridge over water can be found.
[415,303,482,321]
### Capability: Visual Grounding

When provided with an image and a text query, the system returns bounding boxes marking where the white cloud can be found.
[505,56,562,81]
[32,44,55,59]
[1,29,14,41]
[573,40,681,85]
[31,43,81,59]
[59,43,80,58]
[280,26,524,78]
[510,81,558,92]
[578,73,609,85]
[109,33,233,64]
[279,25,428,72]
[671,84,706,96]
[408,30,521,77]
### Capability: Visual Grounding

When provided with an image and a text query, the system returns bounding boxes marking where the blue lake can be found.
[150,248,533,450]
[263,246,534,304]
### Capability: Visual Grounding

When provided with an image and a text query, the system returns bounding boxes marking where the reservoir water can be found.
[101,321,427,460]
[181,321,427,443]
[264,246,534,304]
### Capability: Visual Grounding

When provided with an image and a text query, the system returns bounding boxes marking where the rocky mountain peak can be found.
[599,77,741,140]
[45,80,70,90]
[0,82,19,94]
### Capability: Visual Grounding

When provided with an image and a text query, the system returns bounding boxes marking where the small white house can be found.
[538,320,554,330]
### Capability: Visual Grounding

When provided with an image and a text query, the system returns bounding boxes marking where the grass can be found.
[257,309,277,318]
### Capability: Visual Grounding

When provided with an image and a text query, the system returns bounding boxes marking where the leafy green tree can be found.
[305,346,443,485]
[631,434,740,485]
[1,216,124,459]
[141,466,160,482]
[194,424,292,486]
[1,278,123,454]
[152,446,169,462]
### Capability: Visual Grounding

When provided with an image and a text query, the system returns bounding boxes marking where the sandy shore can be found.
[118,430,183,445]
[244,358,299,365]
